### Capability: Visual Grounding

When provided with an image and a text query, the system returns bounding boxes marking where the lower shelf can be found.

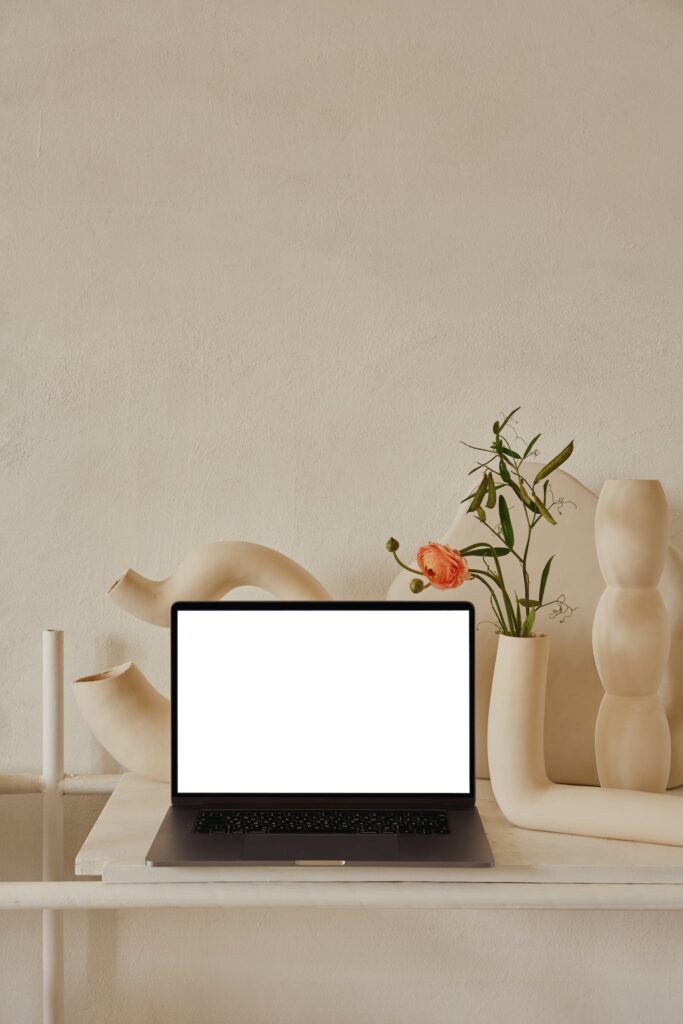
[4,880,683,911]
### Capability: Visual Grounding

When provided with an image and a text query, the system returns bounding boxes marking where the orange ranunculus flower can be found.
[416,543,471,590]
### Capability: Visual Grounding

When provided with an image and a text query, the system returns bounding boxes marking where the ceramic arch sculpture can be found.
[73,542,332,781]
[108,541,331,626]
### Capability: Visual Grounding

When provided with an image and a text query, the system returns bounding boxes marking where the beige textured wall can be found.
[3,1,683,1020]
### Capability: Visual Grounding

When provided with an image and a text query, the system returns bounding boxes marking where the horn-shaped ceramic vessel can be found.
[75,541,331,778]
[73,663,170,782]
[108,541,331,626]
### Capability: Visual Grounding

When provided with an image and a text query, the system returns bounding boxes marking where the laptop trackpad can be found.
[243,834,400,862]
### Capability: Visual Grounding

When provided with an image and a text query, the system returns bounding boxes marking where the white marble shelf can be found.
[72,774,683,908]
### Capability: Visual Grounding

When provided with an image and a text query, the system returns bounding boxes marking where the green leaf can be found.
[463,443,495,454]
[521,608,537,637]
[539,556,554,604]
[532,492,557,525]
[467,473,488,513]
[498,495,514,549]
[499,465,538,513]
[523,433,541,459]
[519,598,540,608]
[460,544,511,557]
[498,407,521,433]
[486,472,497,508]
[517,479,539,513]
[500,446,522,460]
[476,507,486,522]
[506,479,528,509]
[502,589,519,634]
[534,440,574,483]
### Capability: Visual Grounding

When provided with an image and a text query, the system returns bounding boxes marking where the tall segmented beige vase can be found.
[593,480,671,793]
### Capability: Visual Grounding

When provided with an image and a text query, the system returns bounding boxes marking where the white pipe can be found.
[42,909,63,1023]
[0,773,120,796]
[60,774,120,795]
[0,880,682,911]
[42,629,64,1024]
[108,541,331,626]
[42,630,64,794]
[0,773,43,794]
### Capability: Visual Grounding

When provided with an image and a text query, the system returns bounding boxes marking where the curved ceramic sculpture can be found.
[73,663,170,782]
[76,542,331,779]
[662,546,683,784]
[109,541,332,627]
[593,480,671,792]
[488,636,683,846]
[387,464,683,788]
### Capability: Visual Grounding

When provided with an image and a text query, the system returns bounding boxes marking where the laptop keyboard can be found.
[193,808,450,835]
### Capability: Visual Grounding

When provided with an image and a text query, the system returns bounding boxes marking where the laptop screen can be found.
[174,604,473,797]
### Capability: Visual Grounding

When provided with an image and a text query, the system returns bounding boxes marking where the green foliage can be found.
[461,409,575,636]
[539,556,554,604]
[534,441,574,483]
[385,408,576,636]
[468,473,488,513]
[498,495,514,549]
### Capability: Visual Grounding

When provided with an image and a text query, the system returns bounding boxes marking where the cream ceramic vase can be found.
[487,633,683,845]
[593,480,671,793]
[487,635,551,813]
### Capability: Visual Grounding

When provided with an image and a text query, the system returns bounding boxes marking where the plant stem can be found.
[510,460,533,603]
[391,551,426,577]
[468,570,506,633]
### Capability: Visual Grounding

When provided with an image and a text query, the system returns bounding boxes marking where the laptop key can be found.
[193,808,450,836]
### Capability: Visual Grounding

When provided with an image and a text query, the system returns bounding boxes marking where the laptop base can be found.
[146,805,493,867]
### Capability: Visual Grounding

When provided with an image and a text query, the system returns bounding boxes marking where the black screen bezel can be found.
[171,600,475,808]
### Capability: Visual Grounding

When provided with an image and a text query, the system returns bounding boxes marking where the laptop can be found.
[146,600,493,867]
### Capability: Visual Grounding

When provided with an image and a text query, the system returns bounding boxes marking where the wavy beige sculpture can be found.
[108,541,332,626]
[488,636,683,846]
[663,546,683,784]
[74,542,332,779]
[73,663,171,782]
[593,480,671,792]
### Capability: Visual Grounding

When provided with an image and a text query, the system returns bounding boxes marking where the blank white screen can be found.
[176,608,471,794]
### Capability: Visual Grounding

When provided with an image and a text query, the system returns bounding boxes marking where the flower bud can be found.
[409,578,425,593]
[385,537,400,552]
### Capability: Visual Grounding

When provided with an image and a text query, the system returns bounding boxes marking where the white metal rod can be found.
[42,630,64,792]
[42,907,63,1021]
[0,773,43,794]
[1,881,683,911]
[60,774,120,795]
[0,773,121,796]
[42,629,64,1024]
